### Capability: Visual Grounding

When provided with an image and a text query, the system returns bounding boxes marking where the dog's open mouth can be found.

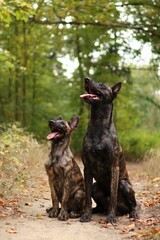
[80,93,100,100]
[47,131,63,140]
[80,84,101,100]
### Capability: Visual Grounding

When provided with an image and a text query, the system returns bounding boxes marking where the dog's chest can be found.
[84,133,114,160]
[49,150,71,182]
[52,165,64,184]
[84,134,114,184]
[50,149,72,168]
[52,164,67,196]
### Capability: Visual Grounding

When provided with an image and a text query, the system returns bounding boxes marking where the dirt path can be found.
[0,162,160,240]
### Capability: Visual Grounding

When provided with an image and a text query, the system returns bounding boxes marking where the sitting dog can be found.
[80,77,138,223]
[45,115,85,221]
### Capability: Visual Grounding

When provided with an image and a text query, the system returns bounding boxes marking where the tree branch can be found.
[30,18,160,38]
[116,2,160,9]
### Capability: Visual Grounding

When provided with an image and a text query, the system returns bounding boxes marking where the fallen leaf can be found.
[43,197,50,200]
[152,177,160,182]
[124,223,135,232]
[65,222,72,225]
[6,228,17,234]
[5,222,11,225]
[98,218,113,227]
[0,199,5,206]
[99,218,105,224]
[151,228,160,234]
[120,230,128,234]
[36,215,44,220]
[9,199,19,205]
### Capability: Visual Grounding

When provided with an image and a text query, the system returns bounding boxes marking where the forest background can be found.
[0,0,160,160]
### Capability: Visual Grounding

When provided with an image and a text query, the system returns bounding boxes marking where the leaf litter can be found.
[1,154,160,239]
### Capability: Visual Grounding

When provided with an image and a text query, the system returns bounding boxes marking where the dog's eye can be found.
[99,83,105,89]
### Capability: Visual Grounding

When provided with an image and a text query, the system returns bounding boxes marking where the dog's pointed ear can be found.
[68,116,79,131]
[56,115,62,120]
[112,82,122,98]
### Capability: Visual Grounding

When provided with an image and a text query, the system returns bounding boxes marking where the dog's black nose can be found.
[84,77,91,82]
[49,120,55,125]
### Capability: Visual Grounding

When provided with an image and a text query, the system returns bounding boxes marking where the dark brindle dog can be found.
[80,77,138,223]
[45,115,85,221]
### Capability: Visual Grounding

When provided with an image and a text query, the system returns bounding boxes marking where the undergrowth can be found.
[0,123,159,198]
[143,148,160,177]
[0,123,48,198]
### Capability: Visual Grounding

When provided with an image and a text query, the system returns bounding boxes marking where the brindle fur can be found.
[80,77,138,223]
[45,116,85,221]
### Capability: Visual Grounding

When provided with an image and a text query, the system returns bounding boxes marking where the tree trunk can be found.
[22,21,27,126]
[75,33,85,116]
[14,23,20,122]
[31,71,36,129]
[8,68,12,121]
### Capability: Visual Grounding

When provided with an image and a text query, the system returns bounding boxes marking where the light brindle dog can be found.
[45,115,85,221]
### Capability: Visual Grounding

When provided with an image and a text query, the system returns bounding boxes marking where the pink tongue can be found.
[47,132,60,140]
[80,93,99,99]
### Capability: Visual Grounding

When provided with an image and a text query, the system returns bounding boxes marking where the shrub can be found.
[119,129,160,161]
[0,123,47,197]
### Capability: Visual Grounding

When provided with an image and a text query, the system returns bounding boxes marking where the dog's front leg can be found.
[80,166,93,222]
[45,163,59,218]
[48,176,59,218]
[106,162,119,223]
[58,170,71,221]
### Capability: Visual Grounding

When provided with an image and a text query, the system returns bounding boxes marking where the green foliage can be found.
[115,68,160,160]
[0,122,34,150]
[0,50,16,69]
[0,0,160,160]
[0,0,34,23]
[119,129,160,160]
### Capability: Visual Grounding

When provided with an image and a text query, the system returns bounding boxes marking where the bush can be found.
[0,123,47,197]
[119,129,160,160]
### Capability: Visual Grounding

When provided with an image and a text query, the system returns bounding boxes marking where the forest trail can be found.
[0,161,160,240]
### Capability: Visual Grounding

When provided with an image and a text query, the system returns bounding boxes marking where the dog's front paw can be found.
[80,212,92,222]
[48,207,59,218]
[58,209,69,221]
[129,211,139,219]
[105,213,116,224]
[46,207,52,213]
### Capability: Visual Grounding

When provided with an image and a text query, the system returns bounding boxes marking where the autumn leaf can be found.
[124,223,135,232]
[43,197,50,200]
[0,198,5,206]
[99,218,105,224]
[6,228,17,234]
[152,177,160,182]
[151,228,160,234]
[36,215,44,220]
[9,199,19,205]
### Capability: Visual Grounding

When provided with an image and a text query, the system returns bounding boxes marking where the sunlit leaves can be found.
[0,50,16,69]
[0,0,34,23]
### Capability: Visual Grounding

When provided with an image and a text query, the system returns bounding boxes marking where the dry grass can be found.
[0,124,48,198]
[143,148,160,178]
